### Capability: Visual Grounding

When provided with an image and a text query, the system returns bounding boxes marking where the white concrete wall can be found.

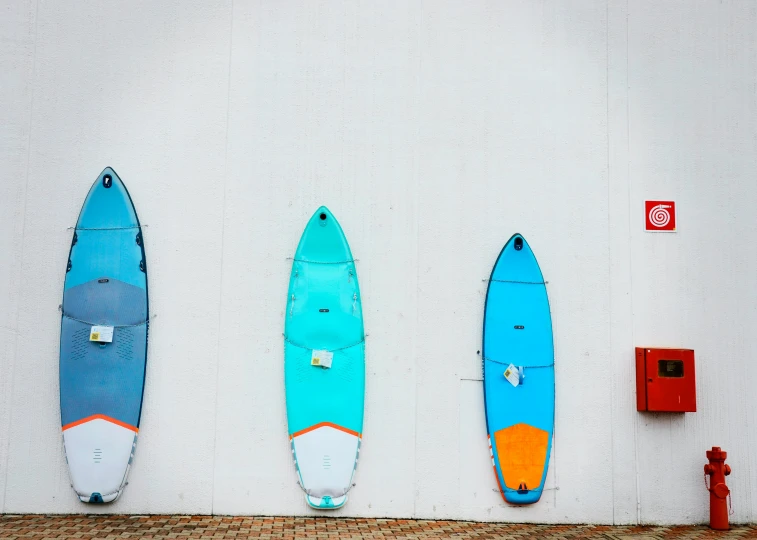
[0,0,755,525]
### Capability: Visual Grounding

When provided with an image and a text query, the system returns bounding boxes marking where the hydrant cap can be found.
[707,447,727,461]
[712,483,730,498]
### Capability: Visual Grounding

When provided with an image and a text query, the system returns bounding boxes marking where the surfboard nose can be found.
[295,206,353,263]
[513,235,524,251]
[490,233,543,284]
[96,167,123,192]
[315,206,331,226]
[76,168,139,230]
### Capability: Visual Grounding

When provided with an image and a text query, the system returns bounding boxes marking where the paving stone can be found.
[0,515,756,538]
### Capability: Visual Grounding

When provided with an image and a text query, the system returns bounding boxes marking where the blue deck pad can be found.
[483,233,554,505]
[59,317,147,427]
[63,278,147,326]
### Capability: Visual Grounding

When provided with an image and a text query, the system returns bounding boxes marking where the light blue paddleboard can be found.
[483,233,554,505]
[284,207,365,510]
[59,167,148,503]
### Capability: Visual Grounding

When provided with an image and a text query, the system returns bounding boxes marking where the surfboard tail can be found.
[305,494,348,509]
[492,422,550,505]
[62,418,137,504]
[501,487,545,505]
[79,490,123,504]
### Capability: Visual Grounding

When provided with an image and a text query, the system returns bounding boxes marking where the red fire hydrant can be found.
[704,446,731,530]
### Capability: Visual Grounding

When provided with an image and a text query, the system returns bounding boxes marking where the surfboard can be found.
[59,167,148,503]
[483,233,554,505]
[284,206,365,510]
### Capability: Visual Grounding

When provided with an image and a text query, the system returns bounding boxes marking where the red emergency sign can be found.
[645,201,676,231]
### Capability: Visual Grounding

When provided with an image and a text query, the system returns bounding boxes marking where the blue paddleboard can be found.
[483,233,554,505]
[59,167,148,503]
[284,207,365,510]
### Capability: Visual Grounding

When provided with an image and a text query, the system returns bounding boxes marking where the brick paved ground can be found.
[1,515,756,539]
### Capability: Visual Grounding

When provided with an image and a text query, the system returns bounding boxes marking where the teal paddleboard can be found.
[284,207,365,510]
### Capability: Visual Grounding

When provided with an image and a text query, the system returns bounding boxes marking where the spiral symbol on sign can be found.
[649,204,671,228]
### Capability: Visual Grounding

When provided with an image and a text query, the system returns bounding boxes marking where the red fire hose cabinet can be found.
[635,347,696,412]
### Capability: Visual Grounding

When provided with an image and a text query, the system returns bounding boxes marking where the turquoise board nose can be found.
[294,207,353,264]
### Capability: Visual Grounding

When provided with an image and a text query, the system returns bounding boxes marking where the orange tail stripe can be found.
[290,421,361,439]
[62,414,138,433]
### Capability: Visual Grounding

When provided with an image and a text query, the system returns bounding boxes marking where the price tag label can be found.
[311,349,333,368]
[504,363,520,387]
[90,326,114,343]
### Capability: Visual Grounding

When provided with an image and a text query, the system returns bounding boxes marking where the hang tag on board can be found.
[311,349,333,368]
[90,326,114,343]
[503,363,520,387]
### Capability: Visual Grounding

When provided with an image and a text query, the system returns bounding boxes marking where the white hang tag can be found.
[311,349,333,368]
[90,325,114,343]
[504,363,520,387]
